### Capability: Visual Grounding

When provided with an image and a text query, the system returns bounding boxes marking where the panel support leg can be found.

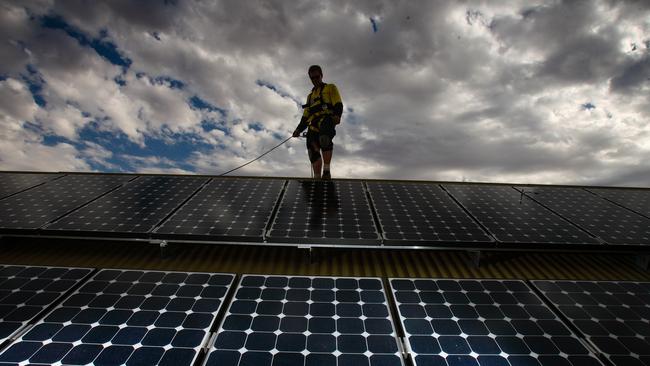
[468,250,482,268]
[635,255,650,271]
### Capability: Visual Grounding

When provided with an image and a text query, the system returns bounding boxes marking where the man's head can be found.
[308,65,323,87]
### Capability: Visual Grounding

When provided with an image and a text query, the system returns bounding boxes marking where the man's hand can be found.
[292,129,300,137]
[333,115,341,125]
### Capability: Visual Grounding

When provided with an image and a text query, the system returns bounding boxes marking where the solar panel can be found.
[45,176,208,236]
[0,269,235,366]
[154,178,284,242]
[517,186,650,246]
[533,280,650,366]
[0,265,93,346]
[0,174,132,231]
[587,188,650,218]
[205,274,404,366]
[443,184,599,247]
[267,180,380,245]
[0,173,62,199]
[390,278,604,366]
[367,182,493,246]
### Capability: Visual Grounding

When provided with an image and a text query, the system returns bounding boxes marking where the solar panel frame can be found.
[204,274,406,366]
[42,176,209,238]
[0,268,235,366]
[0,265,94,347]
[516,186,650,246]
[0,172,64,200]
[152,177,286,243]
[443,184,601,248]
[266,180,382,245]
[0,174,134,233]
[390,277,605,366]
[587,187,650,219]
[532,280,650,366]
[367,182,495,248]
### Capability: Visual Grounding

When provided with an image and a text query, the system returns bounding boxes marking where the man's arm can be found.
[330,84,343,124]
[293,116,308,137]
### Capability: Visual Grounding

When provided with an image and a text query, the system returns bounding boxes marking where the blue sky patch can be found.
[370,18,379,33]
[40,15,132,68]
[581,102,596,110]
[22,64,46,107]
[190,95,227,115]
[154,76,185,89]
[256,79,301,106]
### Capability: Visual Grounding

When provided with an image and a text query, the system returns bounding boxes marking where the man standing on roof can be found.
[292,65,343,180]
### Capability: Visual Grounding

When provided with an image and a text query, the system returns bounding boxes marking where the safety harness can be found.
[303,83,335,132]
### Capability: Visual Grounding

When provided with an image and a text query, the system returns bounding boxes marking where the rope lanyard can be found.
[218,136,293,176]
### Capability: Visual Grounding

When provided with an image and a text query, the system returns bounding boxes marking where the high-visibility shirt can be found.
[302,83,343,131]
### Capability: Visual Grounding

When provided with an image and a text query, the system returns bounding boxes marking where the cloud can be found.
[1,0,649,187]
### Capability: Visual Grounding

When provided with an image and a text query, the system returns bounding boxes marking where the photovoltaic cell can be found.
[517,186,650,246]
[390,278,604,366]
[587,188,650,218]
[267,180,380,244]
[154,178,284,242]
[367,182,493,246]
[0,174,132,230]
[0,173,62,199]
[443,184,599,246]
[0,265,93,345]
[0,269,234,366]
[205,275,404,366]
[45,176,208,236]
[533,280,650,366]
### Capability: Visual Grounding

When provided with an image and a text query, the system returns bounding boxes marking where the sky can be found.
[1,0,649,186]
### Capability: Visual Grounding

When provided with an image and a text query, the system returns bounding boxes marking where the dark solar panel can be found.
[0,173,62,199]
[0,174,132,230]
[390,278,604,366]
[45,176,208,236]
[444,184,599,246]
[367,182,493,245]
[588,188,650,218]
[0,269,234,366]
[154,178,284,242]
[517,186,650,246]
[533,280,650,366]
[0,265,93,345]
[267,180,380,245]
[205,275,404,366]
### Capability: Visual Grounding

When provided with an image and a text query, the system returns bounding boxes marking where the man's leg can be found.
[310,141,322,179]
[312,158,322,179]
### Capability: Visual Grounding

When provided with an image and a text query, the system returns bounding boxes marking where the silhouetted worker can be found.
[293,65,343,180]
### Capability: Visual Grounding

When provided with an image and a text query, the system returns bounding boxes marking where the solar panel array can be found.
[588,188,650,218]
[0,269,234,366]
[0,265,93,346]
[267,181,380,244]
[205,275,404,366]
[0,173,61,199]
[444,184,599,247]
[533,280,650,366]
[367,182,493,246]
[0,174,132,230]
[45,176,207,236]
[518,186,650,246]
[390,278,604,366]
[155,178,284,242]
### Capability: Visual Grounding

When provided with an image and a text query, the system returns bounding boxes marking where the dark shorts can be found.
[306,116,336,153]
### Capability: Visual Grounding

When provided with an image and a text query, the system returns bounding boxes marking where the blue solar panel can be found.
[367,182,493,245]
[267,181,381,245]
[517,186,650,246]
[533,280,650,366]
[45,176,208,236]
[0,173,62,199]
[444,184,599,247]
[0,265,93,346]
[204,274,405,366]
[0,174,133,230]
[0,269,234,366]
[391,278,604,366]
[154,178,284,242]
